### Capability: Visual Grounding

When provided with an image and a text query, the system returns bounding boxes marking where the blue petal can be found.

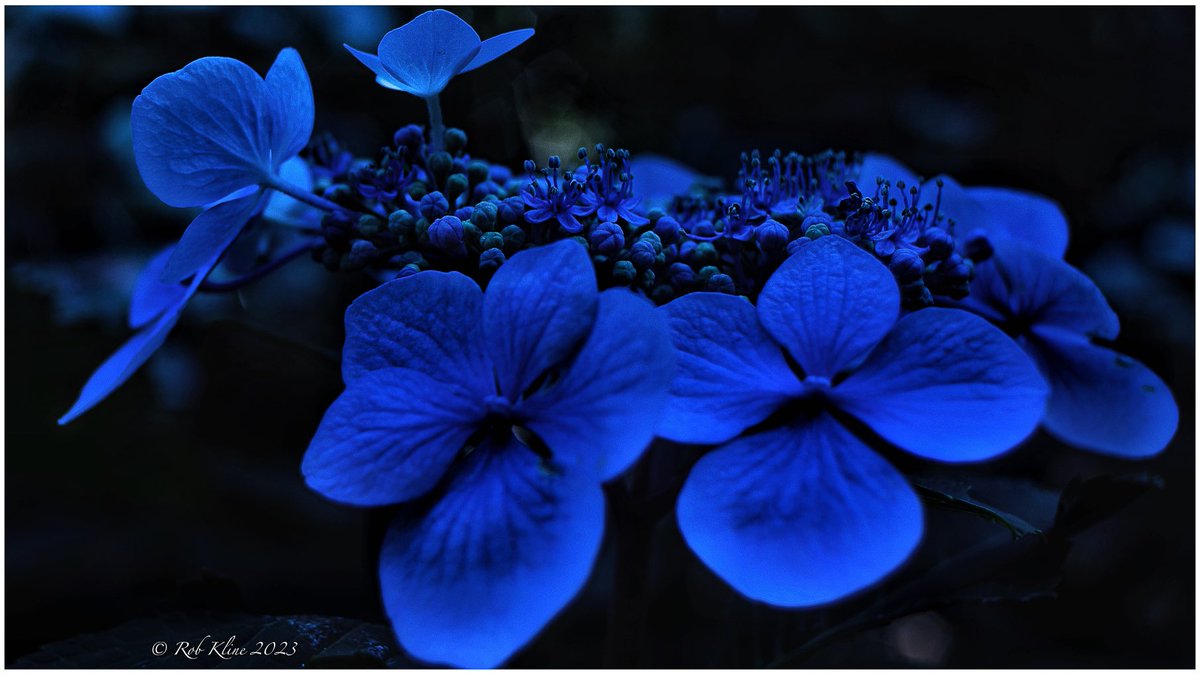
[857,153,920,187]
[128,246,187,329]
[59,250,219,425]
[1032,336,1177,458]
[162,189,268,283]
[343,44,412,93]
[968,238,1119,342]
[483,240,598,399]
[302,368,483,506]
[756,235,899,377]
[629,154,703,210]
[264,47,314,168]
[835,308,1048,462]
[379,433,604,667]
[458,28,535,74]
[341,271,493,398]
[676,414,922,607]
[377,9,481,98]
[131,56,270,207]
[967,186,1069,258]
[519,290,674,481]
[656,292,803,445]
[933,178,1070,259]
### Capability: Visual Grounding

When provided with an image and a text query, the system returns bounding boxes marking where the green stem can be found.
[425,94,445,152]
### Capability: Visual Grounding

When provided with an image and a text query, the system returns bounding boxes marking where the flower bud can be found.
[388,209,416,237]
[669,262,695,288]
[467,160,490,184]
[922,227,954,260]
[653,216,681,243]
[444,128,468,155]
[479,248,506,272]
[446,173,469,205]
[471,200,498,231]
[498,196,525,224]
[639,230,663,253]
[589,221,625,256]
[427,151,453,187]
[692,220,717,239]
[343,239,378,271]
[612,260,637,284]
[755,218,789,251]
[691,242,719,266]
[480,231,505,250]
[393,124,424,152]
[500,224,526,252]
[429,216,467,257]
[419,191,450,220]
[356,215,384,237]
[888,248,924,283]
[804,222,831,240]
[631,240,658,269]
[707,273,736,294]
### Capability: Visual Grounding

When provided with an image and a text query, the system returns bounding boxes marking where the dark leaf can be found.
[910,473,1053,538]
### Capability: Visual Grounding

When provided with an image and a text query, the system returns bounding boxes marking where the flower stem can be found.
[425,94,445,152]
[603,463,655,667]
[198,239,322,292]
[264,177,351,215]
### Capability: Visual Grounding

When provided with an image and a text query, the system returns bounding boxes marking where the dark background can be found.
[6,5,1194,668]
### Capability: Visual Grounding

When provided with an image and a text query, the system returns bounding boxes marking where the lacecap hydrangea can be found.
[59,7,1178,670]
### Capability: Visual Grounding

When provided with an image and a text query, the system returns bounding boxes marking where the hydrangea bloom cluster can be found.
[58,7,1180,670]
[303,140,992,312]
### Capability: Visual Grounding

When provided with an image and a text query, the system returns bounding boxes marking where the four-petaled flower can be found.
[301,240,674,667]
[344,9,534,98]
[659,236,1047,606]
[862,155,1178,456]
[959,237,1178,457]
[60,48,314,424]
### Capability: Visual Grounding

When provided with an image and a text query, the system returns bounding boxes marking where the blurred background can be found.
[6,5,1194,667]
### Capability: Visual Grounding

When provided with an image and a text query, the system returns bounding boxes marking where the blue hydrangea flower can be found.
[956,237,1178,457]
[344,9,534,98]
[659,236,1047,606]
[867,155,1179,456]
[301,240,674,667]
[133,48,314,282]
[522,156,590,234]
[60,50,315,424]
[577,146,649,226]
